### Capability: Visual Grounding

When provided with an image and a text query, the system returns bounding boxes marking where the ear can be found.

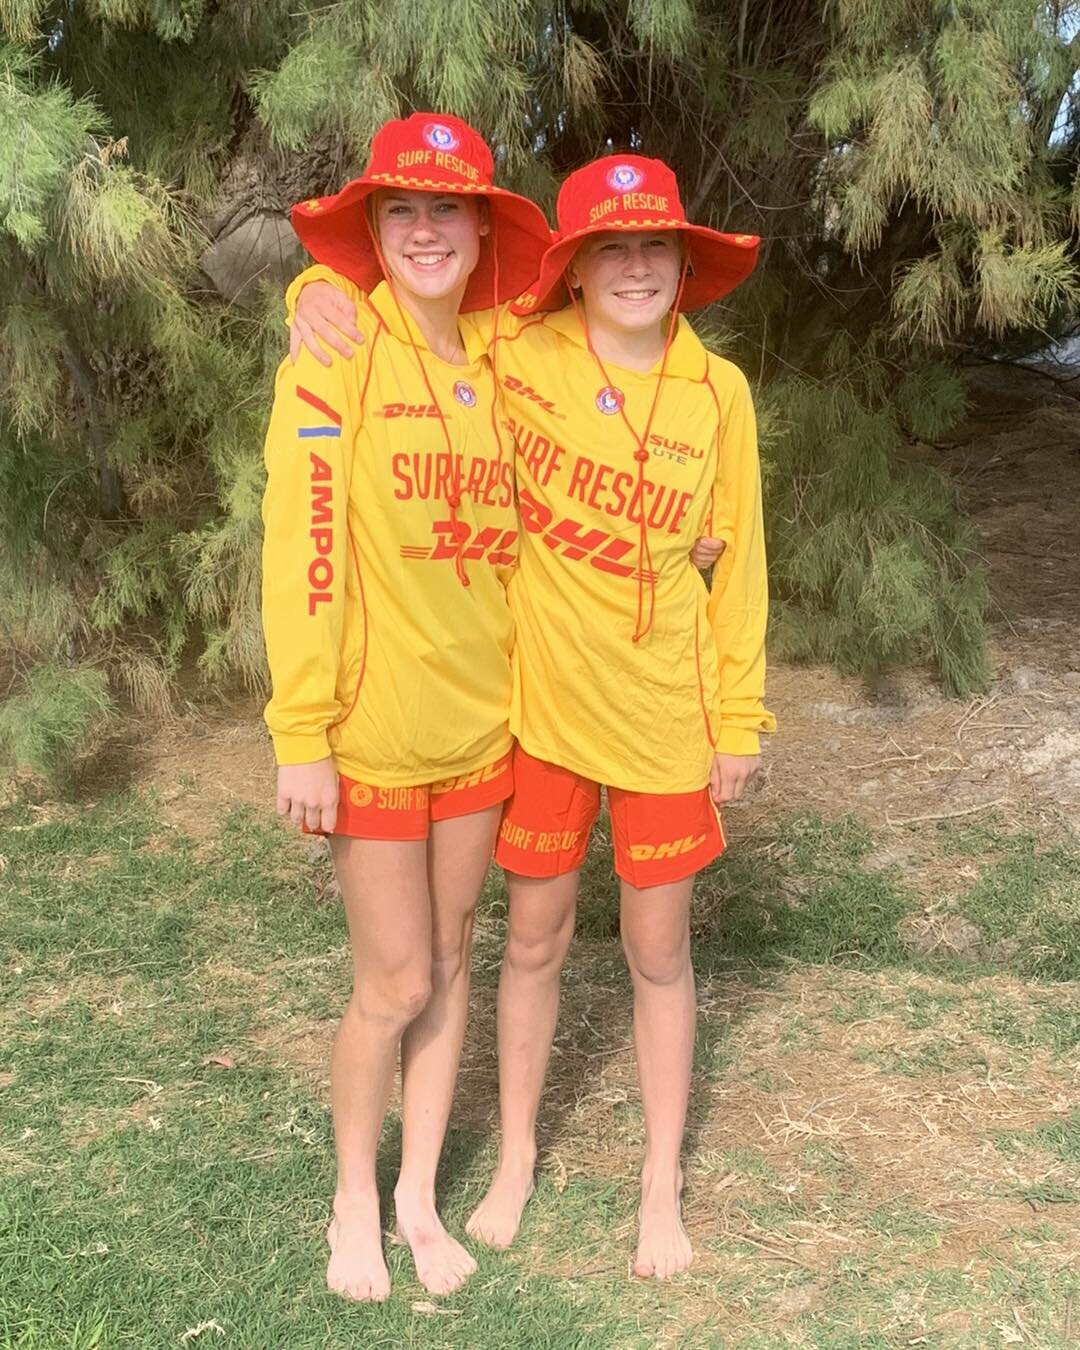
[477,200,491,237]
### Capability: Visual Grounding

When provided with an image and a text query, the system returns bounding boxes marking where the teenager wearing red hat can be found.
[287,154,774,1280]
[262,112,548,1302]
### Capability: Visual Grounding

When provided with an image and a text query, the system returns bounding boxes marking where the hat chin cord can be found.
[567,253,690,643]
[370,225,477,588]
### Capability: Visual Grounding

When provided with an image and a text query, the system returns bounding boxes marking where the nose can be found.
[622,243,651,275]
[409,207,440,241]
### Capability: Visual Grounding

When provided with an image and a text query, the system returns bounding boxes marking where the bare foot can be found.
[633,1171,693,1280]
[465,1159,535,1249]
[394,1189,476,1295]
[326,1194,391,1302]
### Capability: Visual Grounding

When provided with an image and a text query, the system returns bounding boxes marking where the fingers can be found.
[329,293,365,341]
[276,792,291,817]
[289,323,302,365]
[320,796,339,834]
[691,537,726,567]
[297,318,334,367]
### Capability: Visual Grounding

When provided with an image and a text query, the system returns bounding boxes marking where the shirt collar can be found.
[367,282,489,366]
[539,306,708,381]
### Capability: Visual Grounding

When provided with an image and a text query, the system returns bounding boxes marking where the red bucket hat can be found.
[513,154,759,315]
[291,113,551,313]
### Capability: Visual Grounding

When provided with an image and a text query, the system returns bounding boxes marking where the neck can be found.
[392,282,468,363]
[583,310,669,373]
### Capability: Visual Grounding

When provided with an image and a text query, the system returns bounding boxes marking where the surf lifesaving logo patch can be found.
[453,380,477,408]
[606,163,643,191]
[596,385,625,415]
[424,122,459,151]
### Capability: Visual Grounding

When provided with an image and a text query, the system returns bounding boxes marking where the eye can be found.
[386,204,411,217]
[433,200,460,214]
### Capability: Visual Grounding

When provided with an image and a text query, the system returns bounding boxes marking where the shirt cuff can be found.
[270,730,332,765]
[714,725,763,756]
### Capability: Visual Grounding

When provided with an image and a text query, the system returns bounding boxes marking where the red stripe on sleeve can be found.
[296,385,343,426]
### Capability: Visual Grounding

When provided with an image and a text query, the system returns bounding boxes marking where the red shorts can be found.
[307,753,513,840]
[494,747,725,888]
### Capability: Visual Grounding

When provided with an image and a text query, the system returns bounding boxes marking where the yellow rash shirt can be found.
[262,281,517,785]
[284,267,776,794]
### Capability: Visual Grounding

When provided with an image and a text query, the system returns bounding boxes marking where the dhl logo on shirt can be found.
[501,375,565,419]
[376,403,443,419]
[628,833,707,862]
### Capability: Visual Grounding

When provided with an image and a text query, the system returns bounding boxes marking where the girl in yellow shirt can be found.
[290,155,774,1281]
[262,113,548,1302]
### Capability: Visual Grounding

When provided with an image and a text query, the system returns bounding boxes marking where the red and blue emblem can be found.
[424,122,459,151]
[453,380,477,408]
[296,385,342,437]
[606,164,643,191]
[596,386,624,415]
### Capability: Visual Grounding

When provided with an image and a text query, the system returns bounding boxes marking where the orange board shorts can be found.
[306,752,513,841]
[494,746,726,888]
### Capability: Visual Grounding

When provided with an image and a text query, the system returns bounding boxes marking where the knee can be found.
[621,933,690,988]
[350,972,432,1029]
[505,917,573,978]
[429,912,476,988]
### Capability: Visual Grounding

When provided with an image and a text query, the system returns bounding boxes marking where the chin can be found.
[609,304,669,333]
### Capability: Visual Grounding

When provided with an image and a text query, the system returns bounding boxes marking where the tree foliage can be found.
[1,0,1078,776]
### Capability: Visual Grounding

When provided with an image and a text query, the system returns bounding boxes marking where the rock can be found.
[200,212,306,306]
[1062,671,1080,689]
[1009,665,1044,692]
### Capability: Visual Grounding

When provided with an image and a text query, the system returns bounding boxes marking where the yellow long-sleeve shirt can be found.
[262,281,516,785]
[284,267,775,794]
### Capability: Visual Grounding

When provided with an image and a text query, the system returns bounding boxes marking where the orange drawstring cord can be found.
[371,233,471,587]
[567,254,689,642]
[487,223,507,493]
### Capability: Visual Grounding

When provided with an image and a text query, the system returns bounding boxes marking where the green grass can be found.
[2,791,1079,1348]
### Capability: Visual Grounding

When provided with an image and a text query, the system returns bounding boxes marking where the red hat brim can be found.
[512,220,759,315]
[292,177,551,314]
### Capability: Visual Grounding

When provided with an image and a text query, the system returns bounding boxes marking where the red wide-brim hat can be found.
[292,113,551,313]
[512,154,759,315]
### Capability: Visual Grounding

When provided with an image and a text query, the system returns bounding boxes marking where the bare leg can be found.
[620,875,696,1279]
[466,870,578,1248]
[326,837,432,1302]
[394,804,501,1294]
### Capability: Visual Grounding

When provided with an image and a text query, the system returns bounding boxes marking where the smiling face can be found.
[372,190,487,304]
[565,230,683,335]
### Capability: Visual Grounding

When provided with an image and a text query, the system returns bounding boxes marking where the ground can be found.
[1,364,1077,1348]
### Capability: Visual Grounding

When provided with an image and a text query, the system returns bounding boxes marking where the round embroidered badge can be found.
[606,164,644,191]
[424,122,459,151]
[453,380,477,408]
[596,386,624,415]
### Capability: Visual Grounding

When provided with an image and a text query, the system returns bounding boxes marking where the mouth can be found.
[613,287,660,305]
[406,251,454,270]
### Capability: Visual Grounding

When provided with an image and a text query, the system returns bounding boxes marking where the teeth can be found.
[410,253,450,266]
[617,290,657,299]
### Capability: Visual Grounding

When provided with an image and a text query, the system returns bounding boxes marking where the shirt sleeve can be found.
[261,347,359,765]
[705,362,777,756]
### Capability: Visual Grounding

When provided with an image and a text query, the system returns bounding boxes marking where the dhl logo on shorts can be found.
[628,833,706,862]
[430,757,509,795]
